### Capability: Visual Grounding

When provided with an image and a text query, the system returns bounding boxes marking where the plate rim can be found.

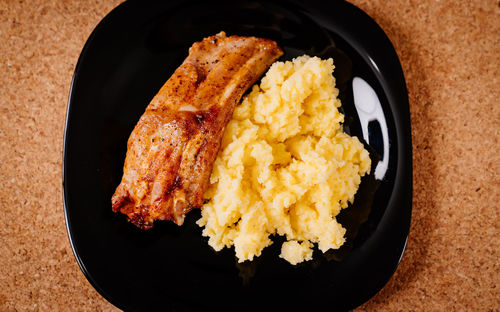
[62,2,132,311]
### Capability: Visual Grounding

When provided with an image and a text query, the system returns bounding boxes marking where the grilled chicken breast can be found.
[112,32,283,229]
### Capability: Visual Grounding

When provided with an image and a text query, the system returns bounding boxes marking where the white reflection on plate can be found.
[352,77,389,180]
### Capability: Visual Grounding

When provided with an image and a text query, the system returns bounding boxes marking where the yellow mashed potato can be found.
[196,55,371,264]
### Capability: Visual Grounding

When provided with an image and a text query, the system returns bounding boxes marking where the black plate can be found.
[63,1,412,311]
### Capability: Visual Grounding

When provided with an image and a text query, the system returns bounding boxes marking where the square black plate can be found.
[63,1,412,311]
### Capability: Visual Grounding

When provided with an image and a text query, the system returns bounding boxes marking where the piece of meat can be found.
[112,31,283,229]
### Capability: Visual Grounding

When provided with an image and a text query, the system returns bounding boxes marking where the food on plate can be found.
[197,56,371,264]
[112,32,283,229]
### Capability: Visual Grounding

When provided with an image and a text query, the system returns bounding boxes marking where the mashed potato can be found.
[196,55,371,264]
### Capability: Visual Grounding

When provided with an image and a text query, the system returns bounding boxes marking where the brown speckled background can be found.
[0,0,498,311]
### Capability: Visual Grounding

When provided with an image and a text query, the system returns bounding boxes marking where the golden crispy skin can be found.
[112,32,283,229]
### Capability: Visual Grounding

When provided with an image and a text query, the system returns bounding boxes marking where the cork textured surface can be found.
[0,1,498,311]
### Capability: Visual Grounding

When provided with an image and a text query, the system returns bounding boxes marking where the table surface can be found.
[1,0,498,311]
